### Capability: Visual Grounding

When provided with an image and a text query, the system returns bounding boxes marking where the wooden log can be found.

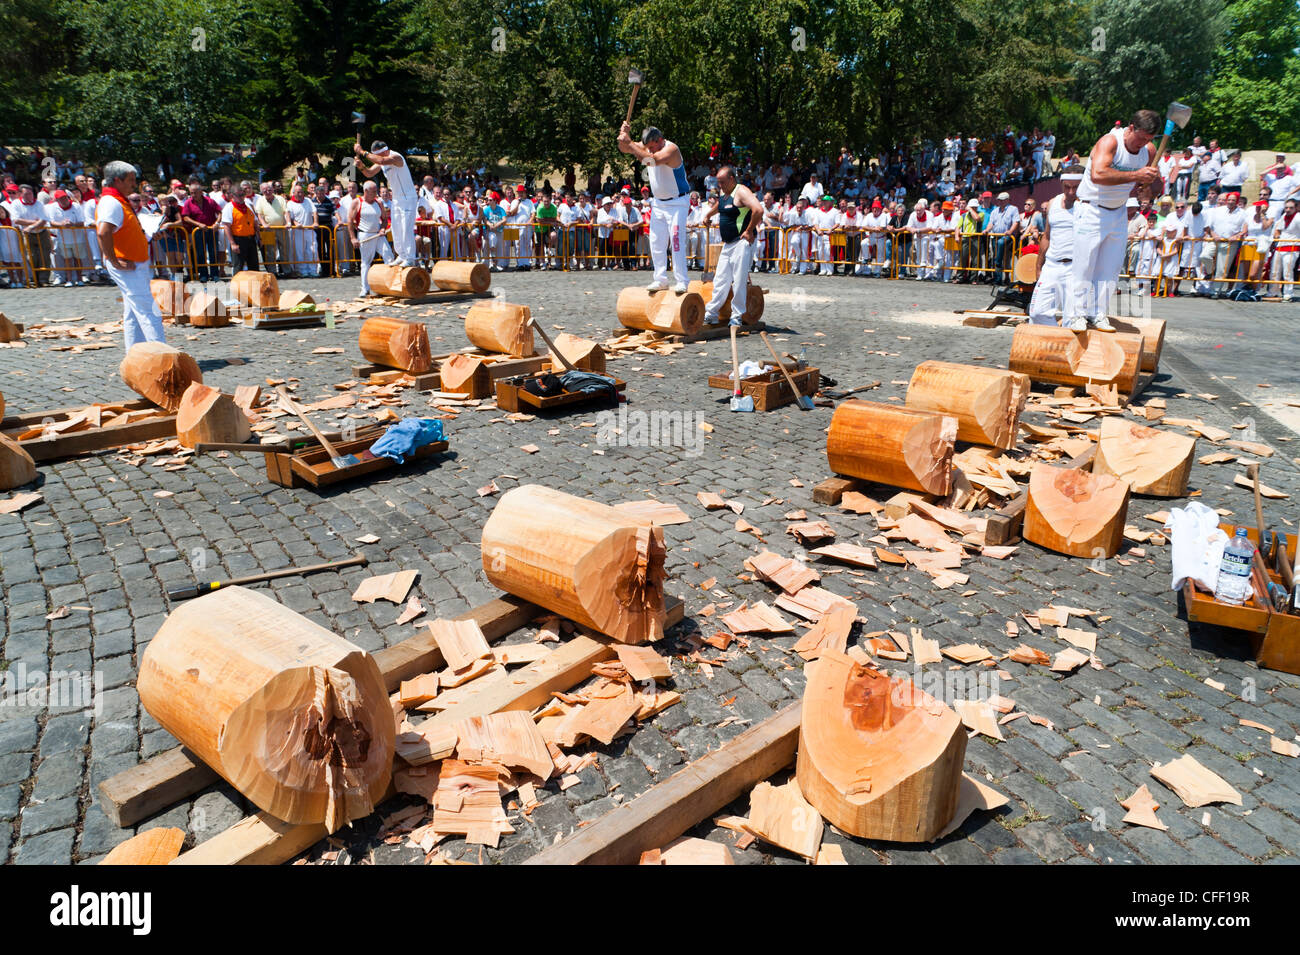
[358,317,432,373]
[1093,416,1194,497]
[464,303,535,357]
[430,259,490,293]
[186,292,231,327]
[985,446,1094,546]
[1024,462,1131,558]
[826,400,957,496]
[796,650,965,842]
[0,432,37,491]
[368,263,431,298]
[150,279,189,316]
[1111,318,1165,373]
[481,484,667,645]
[175,383,252,449]
[905,361,1029,451]
[548,333,606,374]
[1008,325,1142,394]
[230,270,279,307]
[686,281,765,325]
[136,586,394,832]
[278,289,315,310]
[439,353,485,396]
[119,342,203,414]
[616,287,705,336]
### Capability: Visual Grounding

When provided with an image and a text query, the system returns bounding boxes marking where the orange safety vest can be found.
[229,200,255,237]
[100,187,148,262]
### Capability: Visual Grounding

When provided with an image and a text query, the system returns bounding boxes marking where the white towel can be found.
[1165,502,1229,593]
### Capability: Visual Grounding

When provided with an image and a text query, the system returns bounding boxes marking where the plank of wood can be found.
[812,476,861,506]
[96,746,219,829]
[0,398,157,430]
[12,415,177,462]
[524,704,800,866]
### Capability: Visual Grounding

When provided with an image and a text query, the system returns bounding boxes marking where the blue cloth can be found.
[559,370,618,399]
[369,418,446,462]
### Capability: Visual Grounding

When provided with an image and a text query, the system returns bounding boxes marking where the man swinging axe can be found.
[353,138,418,267]
[700,165,763,327]
[617,123,691,293]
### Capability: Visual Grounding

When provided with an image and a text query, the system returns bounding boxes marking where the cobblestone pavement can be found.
[1,269,1299,866]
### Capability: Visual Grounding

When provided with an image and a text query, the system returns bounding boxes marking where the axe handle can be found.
[625,84,640,126]
[1148,134,1170,169]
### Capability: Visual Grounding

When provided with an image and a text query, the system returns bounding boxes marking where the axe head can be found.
[1166,102,1191,129]
[627,67,643,86]
[351,111,366,126]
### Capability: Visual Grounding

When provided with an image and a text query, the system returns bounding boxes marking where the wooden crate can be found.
[495,374,626,412]
[1184,524,1300,675]
[707,364,819,412]
[264,426,448,489]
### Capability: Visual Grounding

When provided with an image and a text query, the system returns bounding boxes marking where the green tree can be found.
[0,0,68,140]
[1200,0,1300,150]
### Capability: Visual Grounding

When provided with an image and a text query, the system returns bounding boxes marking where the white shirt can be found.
[1210,205,1248,238]
[1275,210,1300,243]
[1219,161,1248,189]
[1043,196,1076,263]
[596,207,615,237]
[355,197,386,239]
[811,207,838,231]
[1267,174,1300,220]
[799,180,824,203]
[783,207,807,229]
[45,202,84,227]
[381,151,416,202]
[13,199,47,224]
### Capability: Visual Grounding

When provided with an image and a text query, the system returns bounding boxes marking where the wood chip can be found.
[941,644,992,664]
[428,618,492,670]
[747,779,822,861]
[1007,644,1051,666]
[0,491,42,515]
[1234,473,1288,499]
[1050,648,1090,672]
[1057,627,1097,653]
[1150,755,1243,807]
[614,644,672,683]
[809,543,878,569]
[1119,784,1168,830]
[955,700,1005,740]
[395,595,425,626]
[1270,737,1300,758]
[352,570,418,604]
[616,499,692,526]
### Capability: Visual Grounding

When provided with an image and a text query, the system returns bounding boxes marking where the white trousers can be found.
[857,236,885,275]
[1069,202,1127,324]
[107,260,165,351]
[390,199,417,263]
[649,195,689,286]
[359,233,395,294]
[1028,259,1071,325]
[511,224,533,267]
[705,237,754,324]
[1271,249,1298,298]
[814,234,832,274]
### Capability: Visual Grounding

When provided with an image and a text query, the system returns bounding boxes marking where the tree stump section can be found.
[175,383,253,449]
[368,264,431,298]
[136,586,394,832]
[481,484,667,645]
[1110,317,1165,373]
[120,342,203,413]
[464,303,535,357]
[548,333,606,373]
[1093,416,1195,496]
[440,353,486,396]
[431,259,490,293]
[1008,325,1142,394]
[796,650,966,842]
[616,287,705,336]
[905,361,1029,450]
[150,279,189,316]
[686,280,765,325]
[826,400,957,496]
[0,433,37,491]
[187,292,231,327]
[230,270,279,307]
[359,317,432,373]
[1024,462,1131,558]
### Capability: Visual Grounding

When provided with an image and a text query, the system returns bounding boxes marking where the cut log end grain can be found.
[119,342,203,413]
[548,333,606,373]
[686,280,765,325]
[616,287,705,337]
[230,270,280,307]
[136,586,394,832]
[481,484,667,645]
[367,264,431,298]
[1093,416,1195,496]
[430,259,490,293]
[359,316,432,373]
[827,399,957,496]
[1110,317,1165,373]
[186,292,231,327]
[796,650,966,842]
[905,361,1029,450]
[1024,462,1131,558]
[464,303,535,357]
[150,279,189,316]
[1008,325,1142,394]
[0,432,37,491]
[175,383,253,449]
[440,353,484,394]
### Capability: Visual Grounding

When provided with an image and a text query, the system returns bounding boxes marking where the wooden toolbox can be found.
[1184,524,1300,675]
[264,424,448,489]
[707,364,819,412]
[495,372,626,412]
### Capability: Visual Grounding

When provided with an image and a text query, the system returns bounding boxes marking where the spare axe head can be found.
[1165,101,1191,132]
[351,110,366,126]
[627,67,643,86]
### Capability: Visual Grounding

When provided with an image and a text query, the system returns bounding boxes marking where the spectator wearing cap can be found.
[181,176,222,282]
[934,199,960,281]
[1198,149,1223,201]
[955,197,982,283]
[506,185,534,269]
[811,193,838,275]
[799,172,824,205]
[836,200,861,275]
[482,190,508,271]
[595,195,616,269]
[987,191,1019,285]
[857,197,889,276]
[1235,199,1274,293]
[533,191,560,269]
[1265,161,1300,222]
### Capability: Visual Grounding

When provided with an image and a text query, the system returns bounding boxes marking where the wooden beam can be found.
[985,445,1095,546]
[524,704,801,865]
[16,416,177,462]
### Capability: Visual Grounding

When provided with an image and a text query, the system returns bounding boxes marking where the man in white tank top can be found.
[354,139,418,267]
[1067,111,1162,330]
[1028,165,1083,325]
[350,180,395,296]
[617,123,690,292]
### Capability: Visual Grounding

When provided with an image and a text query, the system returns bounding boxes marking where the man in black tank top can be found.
[699,165,764,326]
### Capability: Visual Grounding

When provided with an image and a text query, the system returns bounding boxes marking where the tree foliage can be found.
[1200,0,1300,150]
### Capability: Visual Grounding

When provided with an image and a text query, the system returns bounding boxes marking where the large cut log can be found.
[439,353,485,395]
[1024,462,1131,558]
[175,383,252,449]
[686,281,765,325]
[358,317,432,373]
[230,270,279,308]
[430,259,490,293]
[616,287,705,337]
[481,484,667,645]
[548,333,606,373]
[136,586,394,832]
[150,279,189,316]
[186,292,230,327]
[279,289,315,311]
[905,361,1030,450]
[0,433,37,491]
[827,400,957,496]
[1111,317,1164,373]
[1093,416,1194,497]
[119,342,203,413]
[796,650,965,842]
[1008,325,1142,393]
[464,303,535,357]
[368,263,431,298]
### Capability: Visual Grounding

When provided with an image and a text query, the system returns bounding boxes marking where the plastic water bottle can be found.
[1214,527,1255,605]
[799,345,808,369]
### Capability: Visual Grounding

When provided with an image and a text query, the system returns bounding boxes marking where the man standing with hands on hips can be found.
[1067,110,1163,331]
[699,165,764,326]
[95,161,165,350]
[617,123,690,292]
[354,139,418,267]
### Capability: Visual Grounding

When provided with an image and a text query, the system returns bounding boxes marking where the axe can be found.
[1148,102,1191,168]
[351,109,366,147]
[624,68,643,126]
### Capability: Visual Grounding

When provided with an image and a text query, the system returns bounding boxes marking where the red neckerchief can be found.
[1286,212,1296,227]
[289,196,302,203]
[916,212,927,222]
[100,185,130,208]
